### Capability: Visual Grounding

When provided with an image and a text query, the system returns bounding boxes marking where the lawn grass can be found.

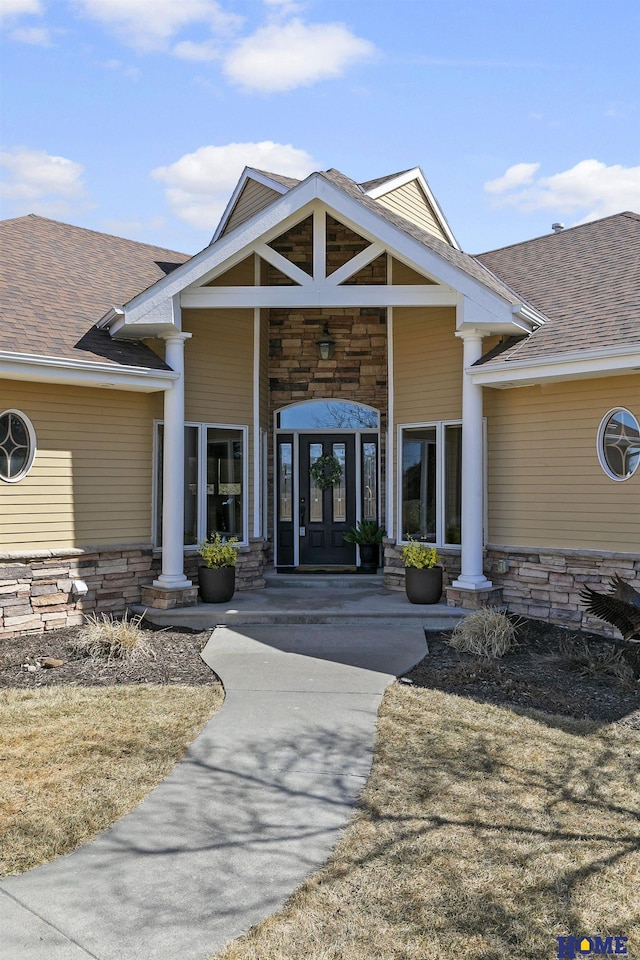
[0,683,222,877]
[213,686,639,960]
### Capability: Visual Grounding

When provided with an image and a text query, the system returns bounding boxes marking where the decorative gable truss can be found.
[101,173,542,340]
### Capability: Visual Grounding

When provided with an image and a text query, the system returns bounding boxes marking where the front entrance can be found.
[298,434,356,566]
[275,400,380,570]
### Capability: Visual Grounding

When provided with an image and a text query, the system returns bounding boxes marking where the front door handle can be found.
[300,497,306,525]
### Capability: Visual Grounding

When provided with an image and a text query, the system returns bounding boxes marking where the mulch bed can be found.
[403,618,640,728]
[0,624,218,689]
[1,617,638,729]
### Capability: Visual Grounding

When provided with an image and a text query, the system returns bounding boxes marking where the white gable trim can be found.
[211,167,291,244]
[364,167,460,250]
[103,173,533,337]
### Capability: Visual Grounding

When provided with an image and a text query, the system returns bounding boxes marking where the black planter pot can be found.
[198,566,235,603]
[358,543,380,573]
[404,566,443,604]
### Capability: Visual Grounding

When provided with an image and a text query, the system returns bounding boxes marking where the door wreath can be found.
[310,454,343,490]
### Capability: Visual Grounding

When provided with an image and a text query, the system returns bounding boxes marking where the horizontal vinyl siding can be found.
[206,255,256,286]
[223,181,281,235]
[377,182,448,242]
[393,307,462,425]
[0,381,155,550]
[183,308,254,532]
[485,376,640,551]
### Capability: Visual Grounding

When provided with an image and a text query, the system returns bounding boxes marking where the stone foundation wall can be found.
[384,540,640,638]
[1,539,268,638]
[486,545,640,638]
[0,546,156,640]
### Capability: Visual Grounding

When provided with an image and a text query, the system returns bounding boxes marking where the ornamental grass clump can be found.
[449,607,518,659]
[71,611,153,662]
[198,533,239,568]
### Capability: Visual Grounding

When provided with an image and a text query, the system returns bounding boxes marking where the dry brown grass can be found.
[213,687,639,960]
[0,683,222,877]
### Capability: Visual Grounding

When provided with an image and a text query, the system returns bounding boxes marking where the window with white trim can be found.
[155,423,248,546]
[399,422,462,545]
[0,410,36,483]
[597,408,640,481]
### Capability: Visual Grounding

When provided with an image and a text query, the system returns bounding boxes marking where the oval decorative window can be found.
[597,408,640,481]
[0,410,36,482]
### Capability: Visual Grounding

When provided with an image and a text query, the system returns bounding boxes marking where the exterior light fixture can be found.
[316,324,335,361]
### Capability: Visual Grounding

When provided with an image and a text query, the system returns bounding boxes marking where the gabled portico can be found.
[100,168,543,606]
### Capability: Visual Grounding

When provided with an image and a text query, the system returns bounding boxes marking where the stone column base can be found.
[446,585,503,609]
[140,583,199,610]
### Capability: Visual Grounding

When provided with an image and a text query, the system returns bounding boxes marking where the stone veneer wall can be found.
[383,540,640,639]
[485,545,640,638]
[0,540,267,637]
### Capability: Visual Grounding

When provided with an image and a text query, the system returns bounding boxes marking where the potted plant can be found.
[197,533,239,603]
[343,520,386,573]
[402,537,442,604]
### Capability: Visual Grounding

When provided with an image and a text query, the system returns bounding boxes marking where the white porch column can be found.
[452,327,493,591]
[153,330,193,589]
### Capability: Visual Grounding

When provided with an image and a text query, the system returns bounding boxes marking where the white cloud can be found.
[173,39,221,62]
[0,146,88,218]
[10,24,52,45]
[0,0,42,21]
[485,162,540,195]
[152,141,319,230]
[485,159,640,222]
[72,0,242,52]
[223,18,377,93]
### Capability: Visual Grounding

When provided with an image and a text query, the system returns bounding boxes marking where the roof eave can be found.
[0,351,178,392]
[469,344,640,388]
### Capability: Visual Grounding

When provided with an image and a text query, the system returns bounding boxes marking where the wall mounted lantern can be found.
[316,324,335,361]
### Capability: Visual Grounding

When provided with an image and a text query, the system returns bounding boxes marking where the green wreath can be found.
[310,454,343,490]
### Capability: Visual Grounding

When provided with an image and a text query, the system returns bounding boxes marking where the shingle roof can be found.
[251,168,301,190]
[359,169,415,192]
[475,212,640,364]
[0,215,190,367]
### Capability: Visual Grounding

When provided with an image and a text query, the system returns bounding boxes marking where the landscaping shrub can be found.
[449,608,518,658]
[71,611,153,662]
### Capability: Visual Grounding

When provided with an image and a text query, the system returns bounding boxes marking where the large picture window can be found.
[399,422,463,546]
[155,423,247,547]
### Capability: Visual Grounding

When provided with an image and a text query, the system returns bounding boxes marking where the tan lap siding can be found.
[485,376,640,551]
[393,307,461,425]
[182,308,254,531]
[0,381,156,551]
[377,181,448,243]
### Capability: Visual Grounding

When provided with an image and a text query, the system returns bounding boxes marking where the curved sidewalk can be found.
[0,621,426,960]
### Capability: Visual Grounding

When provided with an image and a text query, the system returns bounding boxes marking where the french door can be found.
[276,432,379,568]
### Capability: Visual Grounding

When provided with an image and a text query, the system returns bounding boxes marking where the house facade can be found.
[1,166,639,639]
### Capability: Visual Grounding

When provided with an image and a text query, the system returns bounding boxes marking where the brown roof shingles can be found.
[0,214,191,368]
[475,212,640,364]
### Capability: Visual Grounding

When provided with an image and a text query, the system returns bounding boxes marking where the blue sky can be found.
[1,0,639,255]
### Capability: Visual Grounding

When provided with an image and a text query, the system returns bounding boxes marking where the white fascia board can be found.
[0,351,177,392]
[364,166,461,250]
[210,167,290,244]
[469,344,640,388]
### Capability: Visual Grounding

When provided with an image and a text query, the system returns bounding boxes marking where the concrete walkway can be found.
[1,616,428,960]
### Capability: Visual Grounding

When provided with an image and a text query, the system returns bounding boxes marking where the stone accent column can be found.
[153,330,193,591]
[451,327,493,593]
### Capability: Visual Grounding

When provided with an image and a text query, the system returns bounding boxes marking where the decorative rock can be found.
[39,657,64,669]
